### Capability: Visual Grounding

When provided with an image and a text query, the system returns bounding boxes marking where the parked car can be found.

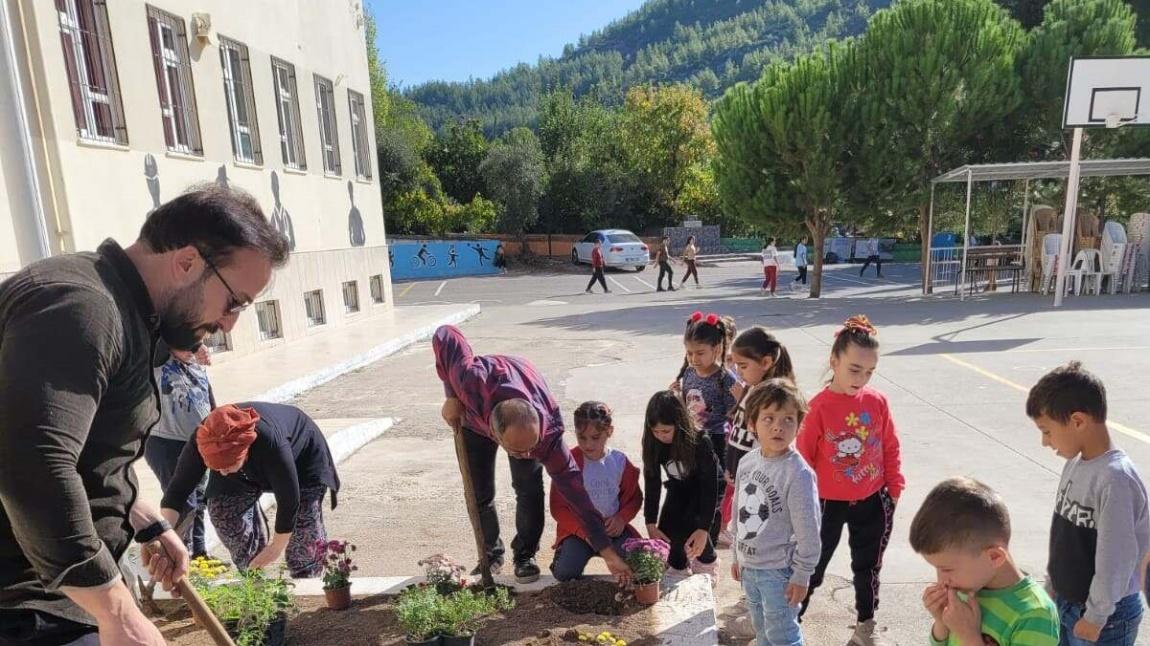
[572,230,650,271]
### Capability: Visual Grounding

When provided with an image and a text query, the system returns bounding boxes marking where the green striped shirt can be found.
[930,577,1059,646]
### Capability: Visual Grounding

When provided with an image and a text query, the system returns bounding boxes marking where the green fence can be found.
[891,243,921,262]
[720,237,763,253]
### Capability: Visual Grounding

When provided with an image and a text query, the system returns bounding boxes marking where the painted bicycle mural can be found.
[388,239,501,281]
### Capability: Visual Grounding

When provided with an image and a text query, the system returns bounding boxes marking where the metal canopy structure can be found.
[925,158,1150,299]
[933,159,1150,184]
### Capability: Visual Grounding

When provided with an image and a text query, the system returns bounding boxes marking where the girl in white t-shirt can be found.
[761,238,780,296]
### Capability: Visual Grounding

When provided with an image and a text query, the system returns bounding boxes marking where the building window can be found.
[146,6,201,154]
[314,75,341,175]
[304,290,325,327]
[369,274,385,304]
[202,330,231,353]
[348,90,372,180]
[219,37,262,165]
[56,0,127,144]
[255,300,282,341]
[271,58,306,170]
[342,281,359,314]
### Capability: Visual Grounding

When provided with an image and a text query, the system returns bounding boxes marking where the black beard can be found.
[159,284,211,351]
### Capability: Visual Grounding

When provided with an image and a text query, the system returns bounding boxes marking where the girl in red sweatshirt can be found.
[549,401,642,581]
[796,315,905,646]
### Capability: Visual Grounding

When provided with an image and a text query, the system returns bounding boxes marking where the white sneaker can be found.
[847,619,893,646]
[689,557,720,588]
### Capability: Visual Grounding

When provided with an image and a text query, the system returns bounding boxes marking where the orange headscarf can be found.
[196,405,260,470]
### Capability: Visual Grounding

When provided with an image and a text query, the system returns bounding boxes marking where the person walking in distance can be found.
[761,238,780,296]
[794,236,809,287]
[654,236,676,292]
[586,237,610,294]
[680,235,700,288]
[859,239,882,278]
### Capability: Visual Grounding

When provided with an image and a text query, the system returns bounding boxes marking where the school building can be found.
[0,0,395,359]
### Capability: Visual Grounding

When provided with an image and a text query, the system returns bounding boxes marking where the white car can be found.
[572,229,650,271]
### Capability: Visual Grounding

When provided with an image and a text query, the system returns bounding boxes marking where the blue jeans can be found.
[742,566,803,646]
[550,534,632,582]
[1057,593,1142,646]
[144,435,207,555]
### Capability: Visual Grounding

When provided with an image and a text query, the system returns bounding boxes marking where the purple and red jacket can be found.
[432,325,611,551]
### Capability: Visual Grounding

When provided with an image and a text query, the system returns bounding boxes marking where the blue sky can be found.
[366,0,648,87]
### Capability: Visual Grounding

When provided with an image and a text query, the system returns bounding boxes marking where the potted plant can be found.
[315,538,357,610]
[622,538,670,605]
[195,568,296,646]
[437,587,513,646]
[397,584,445,645]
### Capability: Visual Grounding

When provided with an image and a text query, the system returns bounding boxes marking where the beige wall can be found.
[2,0,395,358]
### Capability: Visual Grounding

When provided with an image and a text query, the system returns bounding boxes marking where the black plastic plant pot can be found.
[404,635,443,646]
[441,633,476,646]
[225,614,288,646]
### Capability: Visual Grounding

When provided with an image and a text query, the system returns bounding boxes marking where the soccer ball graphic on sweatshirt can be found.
[738,481,772,540]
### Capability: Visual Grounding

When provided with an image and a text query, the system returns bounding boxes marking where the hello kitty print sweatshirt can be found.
[796,387,905,502]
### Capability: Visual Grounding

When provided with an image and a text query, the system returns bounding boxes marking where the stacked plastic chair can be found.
[1039,233,1062,295]
[1065,249,1102,296]
[1100,221,1128,294]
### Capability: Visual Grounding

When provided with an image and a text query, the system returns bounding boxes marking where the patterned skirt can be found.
[207,485,328,578]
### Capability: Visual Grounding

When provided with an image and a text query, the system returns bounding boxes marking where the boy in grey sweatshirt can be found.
[732,379,821,646]
[1027,362,1150,645]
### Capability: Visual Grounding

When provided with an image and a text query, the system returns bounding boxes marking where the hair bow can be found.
[837,314,877,337]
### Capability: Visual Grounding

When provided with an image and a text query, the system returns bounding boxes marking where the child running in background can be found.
[910,477,1059,646]
[675,311,738,564]
[721,327,796,547]
[762,238,780,296]
[797,315,905,646]
[732,379,821,646]
[642,390,721,580]
[1027,362,1149,645]
[550,401,643,581]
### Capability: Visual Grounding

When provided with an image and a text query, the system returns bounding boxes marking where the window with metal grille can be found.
[255,300,282,341]
[146,6,201,154]
[202,330,231,353]
[348,90,372,180]
[369,274,384,304]
[304,290,325,327]
[314,75,341,175]
[56,0,128,144]
[219,37,262,165]
[342,281,359,313]
[271,58,306,170]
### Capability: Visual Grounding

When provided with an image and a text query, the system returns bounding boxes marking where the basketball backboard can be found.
[1062,56,1150,128]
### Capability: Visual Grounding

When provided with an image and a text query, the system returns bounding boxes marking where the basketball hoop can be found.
[1106,113,1144,129]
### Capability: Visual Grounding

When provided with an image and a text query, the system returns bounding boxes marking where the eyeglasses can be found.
[202,253,252,314]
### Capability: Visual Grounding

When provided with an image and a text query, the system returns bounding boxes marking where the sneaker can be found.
[657,287,665,292]
[469,558,503,578]
[847,619,892,646]
[668,286,676,292]
[585,288,592,294]
[514,558,540,584]
[689,557,720,588]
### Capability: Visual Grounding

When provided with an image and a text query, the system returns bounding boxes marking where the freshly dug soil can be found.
[157,580,661,646]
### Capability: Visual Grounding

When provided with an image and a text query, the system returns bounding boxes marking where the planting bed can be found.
[156,579,664,645]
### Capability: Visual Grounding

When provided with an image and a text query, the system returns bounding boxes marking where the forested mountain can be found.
[405,0,893,136]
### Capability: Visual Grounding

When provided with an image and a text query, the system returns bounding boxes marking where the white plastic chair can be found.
[1039,233,1061,295]
[1065,249,1102,296]
[1100,221,1128,293]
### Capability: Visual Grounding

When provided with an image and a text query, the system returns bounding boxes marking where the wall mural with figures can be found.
[387,239,501,281]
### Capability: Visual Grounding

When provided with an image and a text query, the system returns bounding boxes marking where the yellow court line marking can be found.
[940,353,1150,446]
[398,283,415,298]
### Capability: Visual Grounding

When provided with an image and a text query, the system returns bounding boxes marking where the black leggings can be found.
[800,489,895,622]
[681,259,699,285]
[795,265,808,284]
[586,267,608,292]
[658,483,718,570]
[657,261,674,289]
[860,255,882,277]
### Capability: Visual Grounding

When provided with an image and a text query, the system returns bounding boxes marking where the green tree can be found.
[1017,0,1137,159]
[619,84,715,228]
[479,128,546,245]
[713,42,857,297]
[428,120,490,204]
[850,0,1026,290]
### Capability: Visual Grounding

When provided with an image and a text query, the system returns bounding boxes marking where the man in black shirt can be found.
[0,185,289,645]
